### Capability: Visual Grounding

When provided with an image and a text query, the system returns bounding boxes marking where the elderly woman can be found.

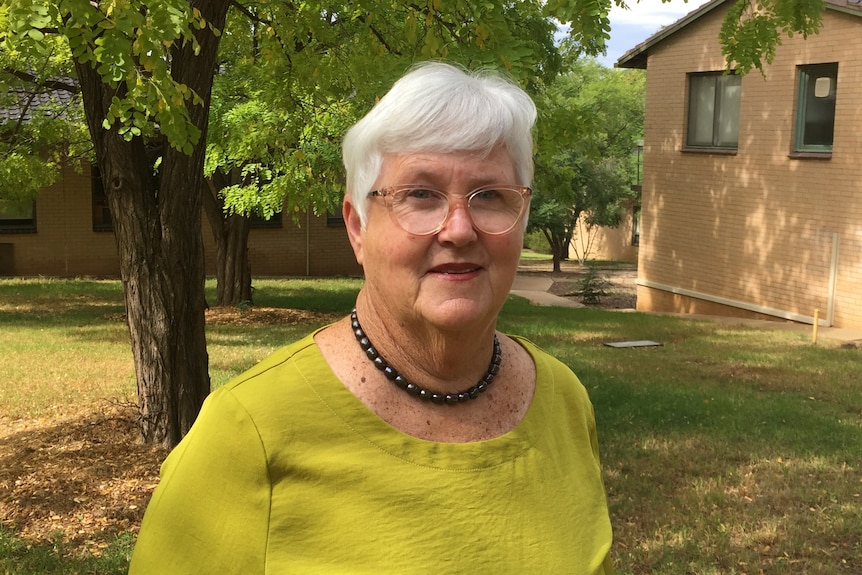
[130,62,614,574]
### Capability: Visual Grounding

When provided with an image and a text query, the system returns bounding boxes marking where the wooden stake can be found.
[812,309,820,344]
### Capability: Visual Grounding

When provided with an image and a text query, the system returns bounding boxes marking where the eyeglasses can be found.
[368,185,532,236]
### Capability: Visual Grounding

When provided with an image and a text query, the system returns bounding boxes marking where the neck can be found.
[353,294,499,394]
[351,309,500,404]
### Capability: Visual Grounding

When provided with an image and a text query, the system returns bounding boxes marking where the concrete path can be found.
[510,273,862,346]
[509,275,583,308]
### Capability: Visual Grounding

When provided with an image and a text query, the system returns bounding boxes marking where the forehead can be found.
[376,147,516,185]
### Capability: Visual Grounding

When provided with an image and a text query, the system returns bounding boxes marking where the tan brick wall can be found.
[202,211,362,278]
[2,165,120,276]
[570,208,639,263]
[3,164,363,279]
[637,6,862,329]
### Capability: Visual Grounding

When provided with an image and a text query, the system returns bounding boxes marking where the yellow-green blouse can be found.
[129,332,614,574]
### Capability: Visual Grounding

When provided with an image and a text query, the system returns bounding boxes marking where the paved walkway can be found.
[510,274,862,346]
[509,275,583,308]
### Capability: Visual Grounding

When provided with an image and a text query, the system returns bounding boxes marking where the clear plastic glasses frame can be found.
[368,185,532,236]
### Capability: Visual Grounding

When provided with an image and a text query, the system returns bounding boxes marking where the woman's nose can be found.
[437,201,478,244]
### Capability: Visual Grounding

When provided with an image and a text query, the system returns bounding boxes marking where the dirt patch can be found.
[0,404,166,556]
[205,306,341,326]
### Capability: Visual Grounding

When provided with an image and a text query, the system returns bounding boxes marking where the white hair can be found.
[342,61,537,226]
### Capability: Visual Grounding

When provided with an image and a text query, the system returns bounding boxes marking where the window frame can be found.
[684,71,742,152]
[0,199,37,233]
[793,62,838,155]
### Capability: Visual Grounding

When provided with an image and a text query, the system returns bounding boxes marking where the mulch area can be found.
[519,263,638,310]
[0,404,166,556]
[0,270,633,557]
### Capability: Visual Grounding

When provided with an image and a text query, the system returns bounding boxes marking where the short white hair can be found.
[342,61,536,226]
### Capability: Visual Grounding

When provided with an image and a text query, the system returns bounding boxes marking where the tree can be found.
[0,0,567,447]
[530,58,644,271]
[0,0,829,446]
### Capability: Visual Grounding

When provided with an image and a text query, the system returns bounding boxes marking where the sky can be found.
[598,0,714,67]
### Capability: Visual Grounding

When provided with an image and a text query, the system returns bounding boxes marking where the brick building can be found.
[617,0,862,329]
[0,162,362,278]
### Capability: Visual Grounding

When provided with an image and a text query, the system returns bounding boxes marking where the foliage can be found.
[0,28,89,200]
[720,0,825,75]
[573,264,611,304]
[523,230,552,254]
[530,58,644,270]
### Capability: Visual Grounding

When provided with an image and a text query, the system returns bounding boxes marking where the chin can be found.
[421,297,497,331]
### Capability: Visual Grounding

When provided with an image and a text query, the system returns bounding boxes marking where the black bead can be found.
[350,308,502,406]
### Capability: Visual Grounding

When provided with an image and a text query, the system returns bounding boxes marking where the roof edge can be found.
[614,0,862,70]
[615,0,728,69]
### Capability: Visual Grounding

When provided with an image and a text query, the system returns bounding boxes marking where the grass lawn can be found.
[0,275,860,574]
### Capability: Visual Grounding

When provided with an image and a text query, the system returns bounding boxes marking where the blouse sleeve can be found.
[129,389,271,574]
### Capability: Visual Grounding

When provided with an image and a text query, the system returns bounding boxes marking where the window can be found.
[0,198,36,233]
[795,63,837,153]
[326,211,345,227]
[91,165,113,232]
[686,72,741,149]
[249,212,283,229]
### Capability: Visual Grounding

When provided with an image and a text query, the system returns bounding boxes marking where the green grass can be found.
[0,527,133,575]
[1,277,860,574]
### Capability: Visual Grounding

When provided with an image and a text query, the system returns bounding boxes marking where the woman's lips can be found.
[429,264,482,277]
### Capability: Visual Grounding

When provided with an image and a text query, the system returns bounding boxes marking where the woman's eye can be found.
[473,189,503,202]
[403,188,437,200]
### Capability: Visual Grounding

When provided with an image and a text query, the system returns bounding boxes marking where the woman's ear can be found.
[343,197,364,266]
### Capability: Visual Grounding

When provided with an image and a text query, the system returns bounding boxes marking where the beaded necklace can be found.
[350,308,502,405]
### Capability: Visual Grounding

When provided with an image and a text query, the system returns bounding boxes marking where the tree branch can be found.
[2,68,80,93]
[230,1,273,26]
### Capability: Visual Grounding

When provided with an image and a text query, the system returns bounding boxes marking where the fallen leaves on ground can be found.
[0,404,167,557]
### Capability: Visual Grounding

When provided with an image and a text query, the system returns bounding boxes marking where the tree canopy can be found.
[531,57,645,270]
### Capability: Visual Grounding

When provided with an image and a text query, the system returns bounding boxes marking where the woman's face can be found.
[345,147,526,334]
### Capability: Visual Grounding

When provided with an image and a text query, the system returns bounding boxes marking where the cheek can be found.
[490,233,524,261]
[365,228,425,270]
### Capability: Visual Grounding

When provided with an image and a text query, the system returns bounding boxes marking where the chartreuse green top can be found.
[129,332,614,574]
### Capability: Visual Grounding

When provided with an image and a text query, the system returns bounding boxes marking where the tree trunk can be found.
[551,241,564,273]
[203,174,254,307]
[73,0,231,447]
